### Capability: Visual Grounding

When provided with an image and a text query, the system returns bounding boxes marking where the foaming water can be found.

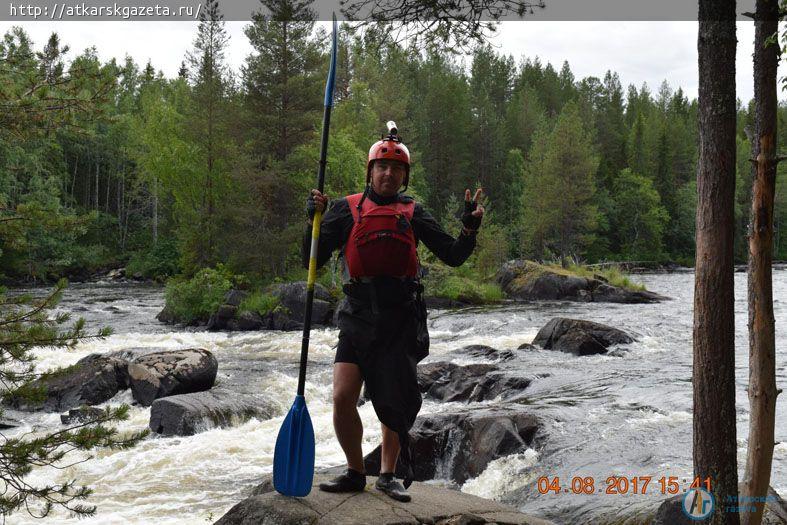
[5,271,787,524]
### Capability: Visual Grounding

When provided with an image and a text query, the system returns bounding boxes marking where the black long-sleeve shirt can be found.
[302,189,476,272]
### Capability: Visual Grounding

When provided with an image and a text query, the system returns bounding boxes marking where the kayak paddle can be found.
[273,13,338,497]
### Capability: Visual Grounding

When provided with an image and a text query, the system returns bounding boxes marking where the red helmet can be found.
[366,121,411,188]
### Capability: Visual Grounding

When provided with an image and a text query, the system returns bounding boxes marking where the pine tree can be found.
[184,0,231,271]
[242,0,323,165]
[0,280,147,519]
[521,101,599,262]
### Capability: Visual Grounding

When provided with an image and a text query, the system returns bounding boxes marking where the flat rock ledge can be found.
[215,474,554,525]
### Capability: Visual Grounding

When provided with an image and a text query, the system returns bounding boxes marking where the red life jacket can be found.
[344,192,419,279]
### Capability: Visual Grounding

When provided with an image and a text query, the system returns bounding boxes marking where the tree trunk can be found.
[152,175,158,246]
[695,3,740,524]
[742,1,780,523]
[95,159,100,211]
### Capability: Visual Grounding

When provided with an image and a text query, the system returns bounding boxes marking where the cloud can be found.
[0,20,766,103]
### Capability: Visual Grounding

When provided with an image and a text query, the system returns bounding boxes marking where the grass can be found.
[544,262,646,291]
[237,291,280,316]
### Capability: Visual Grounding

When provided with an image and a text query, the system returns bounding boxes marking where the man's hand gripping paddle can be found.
[273,14,338,498]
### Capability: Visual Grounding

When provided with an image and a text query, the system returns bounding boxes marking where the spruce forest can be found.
[2,2,787,287]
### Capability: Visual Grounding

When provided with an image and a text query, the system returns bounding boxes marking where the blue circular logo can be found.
[682,487,715,520]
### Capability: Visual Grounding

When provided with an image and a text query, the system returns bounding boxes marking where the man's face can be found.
[370,159,407,197]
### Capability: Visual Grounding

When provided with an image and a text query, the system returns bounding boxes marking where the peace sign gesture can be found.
[461,188,484,233]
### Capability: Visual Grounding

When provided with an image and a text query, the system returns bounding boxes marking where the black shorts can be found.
[334,333,360,365]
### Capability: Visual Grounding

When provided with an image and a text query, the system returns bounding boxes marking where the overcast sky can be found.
[0,20,771,103]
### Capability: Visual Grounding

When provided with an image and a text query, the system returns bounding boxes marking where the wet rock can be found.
[60,406,106,425]
[418,362,530,402]
[425,296,472,310]
[106,268,125,279]
[207,304,238,331]
[653,485,787,525]
[517,343,538,351]
[533,317,634,356]
[128,348,217,406]
[220,473,554,525]
[236,311,265,331]
[149,389,276,436]
[268,281,334,327]
[364,406,540,484]
[448,344,516,362]
[6,355,129,412]
[156,305,176,324]
[497,259,668,303]
[0,416,22,429]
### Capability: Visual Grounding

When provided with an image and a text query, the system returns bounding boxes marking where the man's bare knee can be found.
[333,363,362,409]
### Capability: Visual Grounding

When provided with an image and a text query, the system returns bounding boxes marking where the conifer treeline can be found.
[2,2,786,283]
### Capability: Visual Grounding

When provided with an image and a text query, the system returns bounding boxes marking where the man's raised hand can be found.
[461,188,484,232]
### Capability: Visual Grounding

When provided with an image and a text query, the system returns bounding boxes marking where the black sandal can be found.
[318,469,367,493]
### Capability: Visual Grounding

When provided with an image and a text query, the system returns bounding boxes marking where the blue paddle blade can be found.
[273,395,315,497]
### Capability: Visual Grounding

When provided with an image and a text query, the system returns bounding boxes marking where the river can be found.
[4,270,786,524]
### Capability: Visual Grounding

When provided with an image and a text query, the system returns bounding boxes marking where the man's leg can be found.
[332,362,364,471]
[319,362,366,493]
[380,423,400,473]
[376,423,411,502]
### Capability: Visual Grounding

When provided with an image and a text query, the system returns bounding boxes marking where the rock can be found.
[6,356,129,412]
[517,343,538,351]
[235,311,264,331]
[217,473,554,525]
[448,344,517,362]
[156,305,176,324]
[425,296,472,310]
[497,259,668,303]
[106,268,125,279]
[533,317,634,356]
[224,289,249,307]
[127,348,218,406]
[207,304,238,331]
[60,406,106,425]
[0,416,22,429]
[418,362,530,402]
[132,272,143,280]
[364,406,539,484]
[268,281,334,326]
[149,389,276,436]
[653,485,787,525]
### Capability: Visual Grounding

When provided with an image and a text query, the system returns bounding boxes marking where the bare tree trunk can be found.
[742,1,781,523]
[152,175,159,246]
[695,2,740,524]
[95,159,100,211]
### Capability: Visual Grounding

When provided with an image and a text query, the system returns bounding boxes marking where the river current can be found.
[4,271,786,524]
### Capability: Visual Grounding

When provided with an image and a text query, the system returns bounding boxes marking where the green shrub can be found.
[126,238,181,280]
[422,263,503,305]
[238,291,280,316]
[164,265,234,324]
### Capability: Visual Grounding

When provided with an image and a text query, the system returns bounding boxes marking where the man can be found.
[303,123,484,502]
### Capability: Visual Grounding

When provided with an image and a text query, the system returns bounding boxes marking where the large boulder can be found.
[268,281,334,327]
[6,355,128,412]
[128,348,218,406]
[216,473,554,525]
[497,260,668,303]
[364,406,540,484]
[533,317,634,356]
[149,389,277,436]
[418,362,531,402]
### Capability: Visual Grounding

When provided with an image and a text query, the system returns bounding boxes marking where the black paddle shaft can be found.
[297,104,333,397]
